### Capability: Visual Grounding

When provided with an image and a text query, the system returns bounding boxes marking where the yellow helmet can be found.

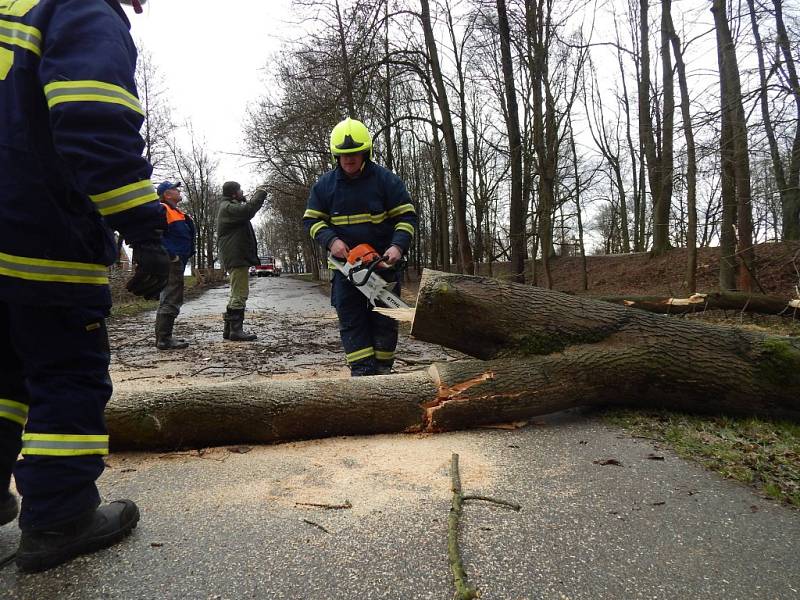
[329,118,372,160]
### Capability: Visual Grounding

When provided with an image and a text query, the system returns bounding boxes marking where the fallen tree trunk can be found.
[597,291,800,317]
[106,270,800,449]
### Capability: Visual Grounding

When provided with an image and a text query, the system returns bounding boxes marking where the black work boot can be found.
[155,313,189,350]
[16,500,140,573]
[0,491,18,526]
[226,309,257,342]
[222,312,231,340]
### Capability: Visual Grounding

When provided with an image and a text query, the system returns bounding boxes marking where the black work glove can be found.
[126,240,171,299]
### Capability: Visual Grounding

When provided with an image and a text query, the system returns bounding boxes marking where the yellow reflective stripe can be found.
[330,212,386,225]
[0,18,41,56]
[310,221,329,239]
[0,1,40,17]
[394,222,415,236]
[327,258,338,269]
[89,179,157,216]
[387,203,415,218]
[375,350,395,361]
[303,209,330,220]
[0,398,28,426]
[346,346,375,363]
[21,433,109,457]
[0,46,12,80]
[0,251,108,285]
[44,80,143,115]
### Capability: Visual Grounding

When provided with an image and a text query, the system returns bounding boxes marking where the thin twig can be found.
[448,454,479,600]
[302,519,330,534]
[295,500,352,510]
[462,495,522,511]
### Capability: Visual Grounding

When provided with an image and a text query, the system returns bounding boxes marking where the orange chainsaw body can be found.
[346,243,381,266]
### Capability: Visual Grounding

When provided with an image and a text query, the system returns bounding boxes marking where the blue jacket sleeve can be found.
[39,0,164,242]
[303,182,338,251]
[384,173,417,252]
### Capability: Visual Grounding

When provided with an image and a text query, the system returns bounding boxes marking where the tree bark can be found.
[107,270,800,449]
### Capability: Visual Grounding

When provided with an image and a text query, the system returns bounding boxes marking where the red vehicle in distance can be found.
[249,256,281,277]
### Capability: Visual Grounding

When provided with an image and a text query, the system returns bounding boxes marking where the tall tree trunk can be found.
[772,0,800,240]
[382,2,394,171]
[615,20,642,252]
[667,10,698,292]
[568,116,588,291]
[425,70,450,272]
[712,0,756,291]
[334,0,356,116]
[656,0,675,254]
[639,0,665,255]
[419,0,474,274]
[719,98,737,291]
[497,0,526,283]
[526,0,556,288]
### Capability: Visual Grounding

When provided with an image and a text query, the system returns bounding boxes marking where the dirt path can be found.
[109,275,457,391]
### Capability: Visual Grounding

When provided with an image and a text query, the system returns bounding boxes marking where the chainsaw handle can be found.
[348,256,385,287]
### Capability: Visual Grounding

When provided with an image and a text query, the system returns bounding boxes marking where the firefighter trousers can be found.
[0,301,112,531]
[331,270,399,376]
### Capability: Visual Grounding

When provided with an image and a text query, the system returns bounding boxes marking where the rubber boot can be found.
[226,309,257,342]
[0,491,18,526]
[222,312,231,340]
[155,314,189,350]
[16,499,140,573]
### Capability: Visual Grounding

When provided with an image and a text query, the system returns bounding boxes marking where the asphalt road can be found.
[1,276,798,599]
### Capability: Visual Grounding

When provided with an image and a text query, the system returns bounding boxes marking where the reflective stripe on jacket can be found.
[303,161,417,256]
[0,0,164,306]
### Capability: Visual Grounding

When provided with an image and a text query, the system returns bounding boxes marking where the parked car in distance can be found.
[250,256,280,277]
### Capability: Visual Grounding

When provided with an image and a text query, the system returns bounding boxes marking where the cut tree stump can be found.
[106,270,800,449]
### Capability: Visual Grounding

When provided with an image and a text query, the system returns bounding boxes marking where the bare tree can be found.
[712,0,756,292]
[169,125,220,271]
[134,45,175,179]
[496,0,526,282]
[419,0,474,274]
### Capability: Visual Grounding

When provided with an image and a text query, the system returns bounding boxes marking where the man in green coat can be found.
[216,181,266,341]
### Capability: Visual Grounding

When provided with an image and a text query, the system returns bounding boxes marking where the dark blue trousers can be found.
[0,301,111,531]
[331,271,399,376]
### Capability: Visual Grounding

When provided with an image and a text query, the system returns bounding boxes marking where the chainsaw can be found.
[328,244,410,310]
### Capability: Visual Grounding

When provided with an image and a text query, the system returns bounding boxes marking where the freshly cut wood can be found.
[598,291,800,317]
[105,269,800,450]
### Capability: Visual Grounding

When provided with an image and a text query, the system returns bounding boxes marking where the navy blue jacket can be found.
[303,161,417,259]
[0,0,164,307]
[161,204,195,261]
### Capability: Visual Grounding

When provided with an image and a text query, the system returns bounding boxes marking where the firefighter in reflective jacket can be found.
[0,0,170,572]
[304,118,417,376]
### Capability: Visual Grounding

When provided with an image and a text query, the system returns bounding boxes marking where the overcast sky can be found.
[123,0,296,191]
